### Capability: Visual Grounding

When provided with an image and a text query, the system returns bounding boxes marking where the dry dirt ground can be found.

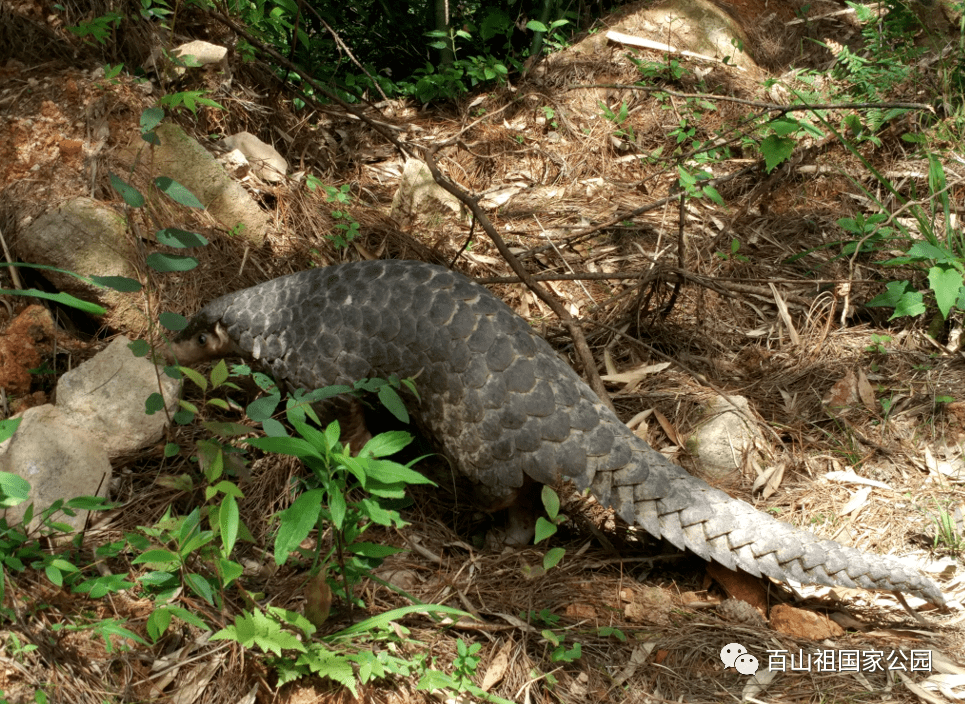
[0,0,964,702]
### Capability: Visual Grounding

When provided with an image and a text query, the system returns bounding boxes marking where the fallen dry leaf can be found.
[481,640,513,691]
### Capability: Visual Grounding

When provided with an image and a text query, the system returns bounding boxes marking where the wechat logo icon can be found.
[720,643,760,675]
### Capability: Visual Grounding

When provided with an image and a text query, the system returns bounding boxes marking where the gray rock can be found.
[0,337,180,532]
[686,394,764,482]
[147,123,270,244]
[57,336,180,456]
[14,197,144,331]
[221,132,288,183]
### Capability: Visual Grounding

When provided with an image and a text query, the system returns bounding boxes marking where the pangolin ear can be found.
[214,322,245,356]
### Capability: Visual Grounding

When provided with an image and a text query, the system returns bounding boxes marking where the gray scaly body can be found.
[169,260,943,604]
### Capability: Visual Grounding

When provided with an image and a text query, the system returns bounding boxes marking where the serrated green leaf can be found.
[147,608,172,641]
[702,185,724,206]
[163,605,210,630]
[906,241,950,262]
[768,117,801,136]
[210,359,229,387]
[359,459,433,486]
[359,496,399,526]
[219,557,244,586]
[325,420,342,448]
[893,290,926,319]
[329,489,346,530]
[178,366,208,391]
[330,604,470,639]
[274,490,324,565]
[867,280,913,308]
[350,542,403,558]
[185,573,215,604]
[359,430,412,458]
[65,496,112,510]
[0,470,30,506]
[247,394,280,422]
[0,419,22,445]
[45,564,63,586]
[262,418,287,437]
[95,620,149,649]
[760,134,795,172]
[133,549,180,566]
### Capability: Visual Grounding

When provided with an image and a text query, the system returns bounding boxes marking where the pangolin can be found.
[167,259,943,604]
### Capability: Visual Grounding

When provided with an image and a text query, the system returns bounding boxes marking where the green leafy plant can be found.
[830,1,924,100]
[308,183,361,249]
[599,100,635,144]
[837,211,896,255]
[416,635,514,703]
[677,166,724,207]
[629,54,687,84]
[716,238,749,263]
[95,63,125,88]
[519,606,583,665]
[534,486,566,572]
[754,116,824,173]
[865,334,892,354]
[451,639,483,688]
[541,628,582,663]
[862,156,965,322]
[3,632,37,662]
[925,502,965,554]
[66,11,122,44]
[156,90,225,115]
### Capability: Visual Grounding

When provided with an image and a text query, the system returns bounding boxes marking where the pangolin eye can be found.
[197,333,208,346]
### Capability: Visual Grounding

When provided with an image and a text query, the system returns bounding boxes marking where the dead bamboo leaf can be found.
[626,409,652,431]
[601,361,670,387]
[653,409,681,446]
[824,470,892,491]
[769,283,800,346]
[754,462,785,500]
[612,643,656,686]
